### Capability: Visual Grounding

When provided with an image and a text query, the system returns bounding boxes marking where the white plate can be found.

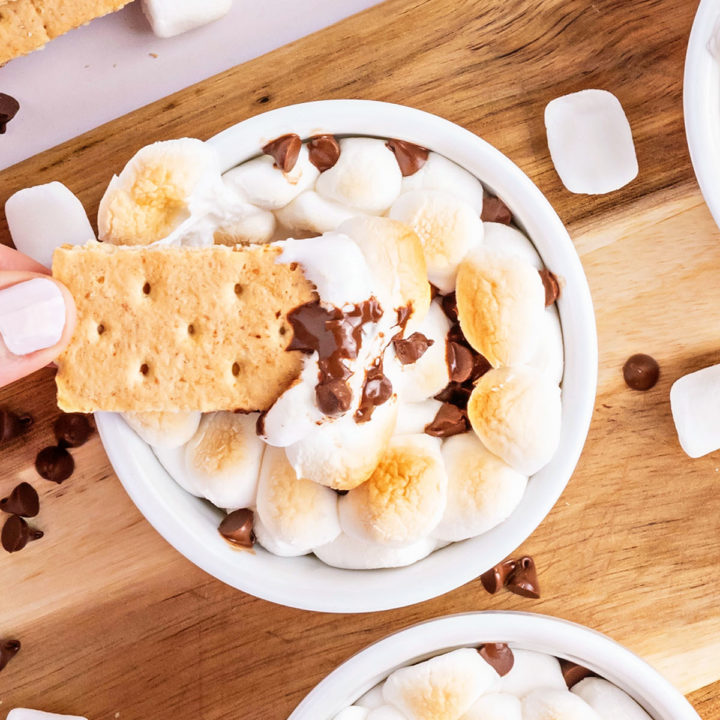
[96,100,597,613]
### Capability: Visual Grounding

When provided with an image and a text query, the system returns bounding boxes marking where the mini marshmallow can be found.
[461,692,522,720]
[401,152,485,214]
[7,712,87,720]
[123,410,201,449]
[395,399,443,435]
[481,222,543,270]
[468,367,561,476]
[492,650,566,697]
[357,685,386,710]
[522,688,602,720]
[383,648,498,720]
[142,0,232,38]
[316,138,402,214]
[213,205,276,245]
[254,447,340,556]
[544,89,638,195]
[333,708,370,720]
[367,706,409,720]
[6,182,95,268]
[339,434,447,547]
[456,249,545,367]
[222,145,319,211]
[433,432,527,542]
[276,191,359,234]
[571,678,652,720]
[183,411,264,509]
[389,190,483,294]
[527,307,564,386]
[670,364,720,458]
[313,532,436,570]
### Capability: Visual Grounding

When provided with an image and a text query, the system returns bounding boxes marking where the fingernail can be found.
[0,278,65,356]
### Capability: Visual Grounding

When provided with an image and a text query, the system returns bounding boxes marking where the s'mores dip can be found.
[52,131,564,570]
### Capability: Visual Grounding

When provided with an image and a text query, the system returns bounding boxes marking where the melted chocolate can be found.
[385,139,429,176]
[355,358,393,423]
[440,292,458,323]
[393,332,434,365]
[262,133,302,172]
[395,304,413,334]
[307,134,341,171]
[425,403,469,437]
[434,381,472,409]
[446,341,474,383]
[481,196,513,224]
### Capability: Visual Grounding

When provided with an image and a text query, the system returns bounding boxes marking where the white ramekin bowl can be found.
[289,612,700,720]
[685,0,720,228]
[96,100,598,613]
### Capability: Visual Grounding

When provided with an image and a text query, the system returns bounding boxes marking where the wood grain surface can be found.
[1,0,718,717]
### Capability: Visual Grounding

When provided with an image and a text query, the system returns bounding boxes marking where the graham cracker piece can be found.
[52,242,317,413]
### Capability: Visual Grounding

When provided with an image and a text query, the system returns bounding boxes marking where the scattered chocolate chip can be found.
[440,292,458,323]
[316,379,353,416]
[262,133,302,173]
[393,332,434,365]
[307,134,340,172]
[0,639,21,672]
[481,196,512,224]
[447,341,474,383]
[506,556,540,599]
[54,413,93,448]
[434,381,472,409]
[478,643,514,676]
[425,403,469,437]
[35,446,74,483]
[480,559,517,594]
[0,93,20,134]
[623,354,659,391]
[538,269,560,306]
[2,514,42,553]
[0,408,33,443]
[0,482,39,517]
[219,509,255,548]
[385,138,429,176]
[560,659,594,688]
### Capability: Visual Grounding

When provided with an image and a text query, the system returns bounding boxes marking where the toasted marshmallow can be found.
[367,707,409,720]
[461,693,522,720]
[6,182,95,268]
[357,685,386,710]
[339,434,447,547]
[434,432,527,542]
[316,138,402,214]
[389,190,483,294]
[213,205,276,245]
[276,191,359,234]
[528,307,564,386]
[395,399,443,435]
[492,650,566,697]
[481,222,543,270]
[254,447,340,556]
[392,301,450,403]
[123,410,201,449]
[401,152,485,214]
[572,678,652,720]
[141,0,232,38]
[333,708,370,720]
[222,145,319,211]
[383,648,498,720]
[7,712,87,720]
[339,216,431,324]
[98,138,222,246]
[313,532,435,569]
[468,367,561,476]
[456,249,545,367]
[522,688,602,720]
[183,411,264,509]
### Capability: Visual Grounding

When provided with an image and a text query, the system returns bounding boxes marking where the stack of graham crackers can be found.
[0,0,132,65]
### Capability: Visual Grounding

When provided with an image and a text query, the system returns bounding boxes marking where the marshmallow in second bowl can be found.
[313,532,436,570]
[467,367,561,476]
[571,677,653,720]
[122,411,201,449]
[462,693,522,720]
[522,688,602,720]
[492,649,566,697]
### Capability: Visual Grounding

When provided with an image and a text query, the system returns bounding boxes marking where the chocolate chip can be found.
[447,341,474,383]
[2,514,43,553]
[262,133,302,173]
[0,482,39,517]
[385,139,429,177]
[35,446,74,483]
[560,659,594,688]
[307,134,340,172]
[480,559,517,594]
[434,381,472,409]
[538,269,560,306]
[54,413,93,448]
[0,93,20,134]
[440,292,458,323]
[355,361,393,423]
[506,556,540,599]
[219,509,255,548]
[316,379,353,416]
[481,196,512,224]
[393,332,434,365]
[623,354,659,391]
[0,639,21,672]
[471,352,492,382]
[478,643,514,676]
[425,403,469,437]
[0,408,33,443]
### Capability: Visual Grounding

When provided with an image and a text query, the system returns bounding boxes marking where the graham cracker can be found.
[52,242,317,413]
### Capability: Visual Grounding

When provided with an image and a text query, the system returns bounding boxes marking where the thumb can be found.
[0,271,76,387]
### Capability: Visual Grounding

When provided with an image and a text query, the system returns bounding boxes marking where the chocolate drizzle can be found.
[355,357,393,423]
[395,304,413,334]
[262,133,302,173]
[307,134,341,171]
[386,139,429,176]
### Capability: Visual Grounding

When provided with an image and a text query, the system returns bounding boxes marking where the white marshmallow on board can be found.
[491,649,566,697]
[141,0,232,38]
[122,411,201,450]
[544,89,638,195]
[316,138,402,214]
[333,708,370,720]
[481,222,543,270]
[571,677,653,720]
[395,398,443,435]
[461,692,522,720]
[367,706,409,720]
[670,364,720,458]
[7,712,87,720]
[6,182,95,268]
[527,306,564,386]
[401,151,485,214]
[356,685,386,710]
[275,191,358,234]
[383,648,498,720]
[522,687,602,720]
[313,532,436,570]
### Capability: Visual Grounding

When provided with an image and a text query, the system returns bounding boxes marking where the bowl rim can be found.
[287,611,701,720]
[96,99,598,613]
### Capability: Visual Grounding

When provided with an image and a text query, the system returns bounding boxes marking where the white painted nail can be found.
[0,278,66,356]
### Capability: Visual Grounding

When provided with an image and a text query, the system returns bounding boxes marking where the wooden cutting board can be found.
[1,0,718,717]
